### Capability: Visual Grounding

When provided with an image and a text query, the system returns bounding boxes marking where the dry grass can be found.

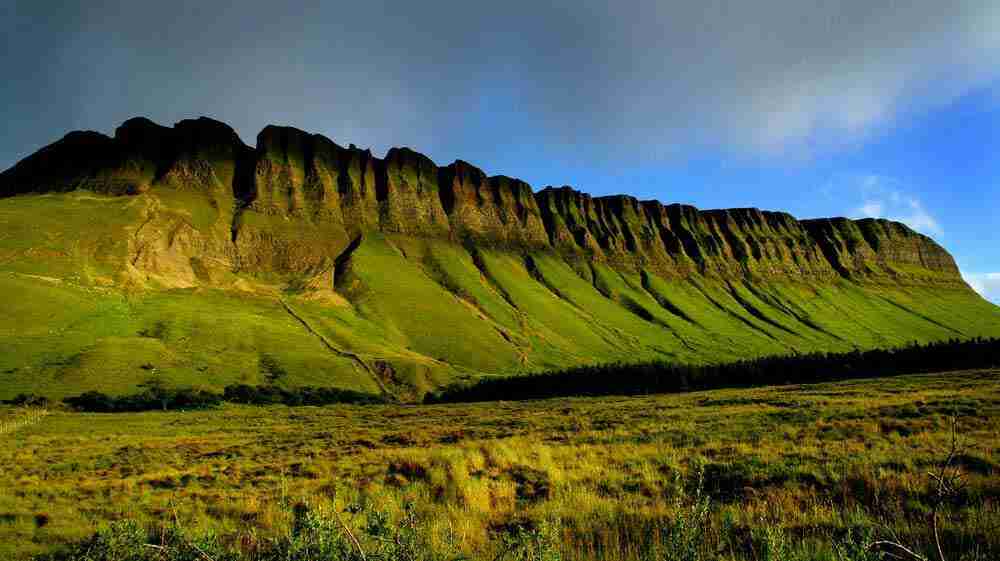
[3,370,999,559]
[0,406,47,436]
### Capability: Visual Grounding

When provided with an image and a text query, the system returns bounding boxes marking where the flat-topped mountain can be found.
[1,116,997,400]
[1,117,960,284]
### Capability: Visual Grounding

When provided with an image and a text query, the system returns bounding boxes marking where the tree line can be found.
[7,338,999,411]
[5,381,383,412]
[426,337,1000,404]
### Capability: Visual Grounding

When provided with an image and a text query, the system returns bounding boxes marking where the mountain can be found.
[2,116,998,401]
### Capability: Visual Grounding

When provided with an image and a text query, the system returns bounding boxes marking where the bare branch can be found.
[868,540,930,561]
[331,488,367,561]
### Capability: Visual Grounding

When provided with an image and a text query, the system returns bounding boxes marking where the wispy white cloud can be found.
[895,198,942,235]
[858,201,884,217]
[962,272,1000,304]
[850,175,942,236]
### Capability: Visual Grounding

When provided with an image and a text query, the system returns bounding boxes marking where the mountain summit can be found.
[1,117,998,400]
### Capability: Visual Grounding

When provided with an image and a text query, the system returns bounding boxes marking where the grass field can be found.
[3,369,999,560]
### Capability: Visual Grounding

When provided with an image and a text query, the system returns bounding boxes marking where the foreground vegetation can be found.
[3,369,999,559]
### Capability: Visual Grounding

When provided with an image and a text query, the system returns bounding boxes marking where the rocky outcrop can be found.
[0,116,968,288]
[439,162,549,248]
[106,118,252,286]
[114,116,254,195]
[802,217,958,280]
[0,116,252,196]
[379,147,450,236]
[0,131,123,196]
[534,190,840,280]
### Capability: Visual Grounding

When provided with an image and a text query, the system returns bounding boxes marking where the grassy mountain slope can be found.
[1,117,999,400]
[2,193,999,401]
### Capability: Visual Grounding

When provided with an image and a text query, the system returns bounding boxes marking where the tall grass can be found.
[31,499,563,561]
[0,406,48,435]
[28,445,996,561]
[6,371,999,560]
[30,466,982,561]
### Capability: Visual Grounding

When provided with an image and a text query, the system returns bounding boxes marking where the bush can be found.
[31,500,483,561]
[648,470,711,561]
[3,393,49,407]
[497,518,562,561]
[61,383,383,412]
[62,391,118,412]
[63,387,222,412]
[222,384,383,406]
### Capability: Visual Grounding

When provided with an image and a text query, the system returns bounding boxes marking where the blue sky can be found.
[2,1,998,303]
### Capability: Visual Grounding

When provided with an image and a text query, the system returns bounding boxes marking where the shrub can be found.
[31,501,458,561]
[652,470,711,561]
[3,393,49,407]
[221,384,383,406]
[497,518,563,561]
[63,387,222,412]
[62,384,382,412]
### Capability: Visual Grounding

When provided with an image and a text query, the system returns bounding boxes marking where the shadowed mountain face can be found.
[0,117,996,401]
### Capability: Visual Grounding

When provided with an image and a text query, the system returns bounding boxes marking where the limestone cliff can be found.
[0,117,966,288]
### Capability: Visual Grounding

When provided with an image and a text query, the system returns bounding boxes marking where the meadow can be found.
[3,369,999,560]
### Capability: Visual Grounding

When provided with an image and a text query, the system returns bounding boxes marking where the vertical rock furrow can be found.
[380,147,450,235]
[0,116,971,290]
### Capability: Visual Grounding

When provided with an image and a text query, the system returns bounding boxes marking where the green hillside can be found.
[1,118,999,401]
[1,194,998,402]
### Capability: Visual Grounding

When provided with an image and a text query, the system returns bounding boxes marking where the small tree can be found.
[138,377,170,411]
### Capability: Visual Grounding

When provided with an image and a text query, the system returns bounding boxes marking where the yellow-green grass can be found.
[476,250,628,367]
[0,275,380,399]
[0,191,139,282]
[336,234,521,374]
[2,259,999,401]
[527,254,689,361]
[2,370,998,559]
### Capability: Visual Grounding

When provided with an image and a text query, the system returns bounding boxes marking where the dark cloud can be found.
[3,1,999,171]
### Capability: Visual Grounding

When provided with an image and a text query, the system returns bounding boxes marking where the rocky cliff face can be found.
[0,116,964,287]
[533,189,844,280]
[801,217,959,280]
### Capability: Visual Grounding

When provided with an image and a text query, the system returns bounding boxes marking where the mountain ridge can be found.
[0,116,997,401]
[0,116,962,287]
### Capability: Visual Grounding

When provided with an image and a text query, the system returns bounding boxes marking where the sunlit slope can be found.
[2,190,1000,401]
[0,192,137,282]
[0,274,382,399]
